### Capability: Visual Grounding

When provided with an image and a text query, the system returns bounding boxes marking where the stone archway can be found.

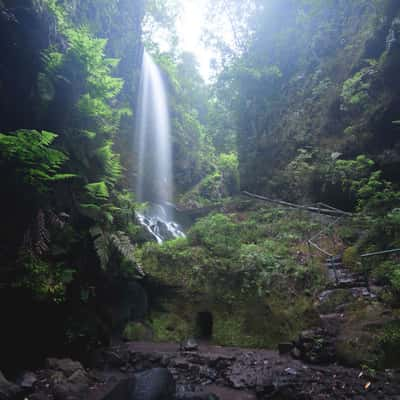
[195,311,213,340]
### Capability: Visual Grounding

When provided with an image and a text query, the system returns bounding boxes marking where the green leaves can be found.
[0,130,74,190]
[333,155,400,215]
[85,182,110,201]
[188,213,240,256]
[90,226,136,271]
[15,253,75,304]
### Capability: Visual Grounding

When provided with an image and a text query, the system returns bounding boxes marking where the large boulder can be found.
[16,371,37,390]
[132,368,175,400]
[0,371,21,400]
[52,381,89,400]
[46,358,84,378]
[101,377,136,400]
[45,358,90,400]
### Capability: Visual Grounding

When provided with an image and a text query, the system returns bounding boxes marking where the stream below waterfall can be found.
[136,204,185,243]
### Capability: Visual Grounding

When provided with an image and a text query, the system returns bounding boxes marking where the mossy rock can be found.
[379,320,400,368]
[146,293,317,349]
[335,302,397,368]
[336,331,381,367]
[150,313,191,342]
[123,322,153,341]
[317,289,355,314]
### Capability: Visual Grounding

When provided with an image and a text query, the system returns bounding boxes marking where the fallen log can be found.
[241,191,353,217]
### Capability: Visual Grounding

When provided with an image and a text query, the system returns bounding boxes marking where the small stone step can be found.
[319,313,344,334]
[327,268,367,287]
[324,262,343,268]
[325,255,342,263]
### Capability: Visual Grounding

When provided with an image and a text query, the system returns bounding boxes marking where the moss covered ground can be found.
[133,200,335,348]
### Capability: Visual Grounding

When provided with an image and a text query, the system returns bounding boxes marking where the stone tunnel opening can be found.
[195,311,213,340]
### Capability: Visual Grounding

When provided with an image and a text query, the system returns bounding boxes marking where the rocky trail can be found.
[2,254,399,400]
[8,340,398,400]
[289,254,379,365]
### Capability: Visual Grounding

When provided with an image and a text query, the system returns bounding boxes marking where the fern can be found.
[22,209,67,257]
[90,226,138,272]
[85,182,109,200]
[35,209,50,255]
[110,231,136,263]
[96,142,122,184]
[0,130,74,190]
[90,226,110,270]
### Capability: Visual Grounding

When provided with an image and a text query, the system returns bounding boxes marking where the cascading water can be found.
[135,50,185,243]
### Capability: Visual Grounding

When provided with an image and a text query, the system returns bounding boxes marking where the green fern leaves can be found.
[90,226,137,271]
[85,182,110,200]
[0,130,75,190]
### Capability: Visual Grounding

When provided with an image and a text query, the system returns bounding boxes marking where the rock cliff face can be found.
[0,0,146,374]
[238,0,400,203]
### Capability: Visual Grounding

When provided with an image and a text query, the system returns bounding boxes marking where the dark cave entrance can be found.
[195,311,213,340]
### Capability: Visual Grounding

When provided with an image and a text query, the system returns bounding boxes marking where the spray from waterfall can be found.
[135,50,185,243]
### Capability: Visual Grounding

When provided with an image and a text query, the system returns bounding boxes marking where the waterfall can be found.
[135,50,185,243]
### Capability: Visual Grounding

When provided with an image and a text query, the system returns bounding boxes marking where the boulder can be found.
[43,358,90,400]
[16,371,37,397]
[46,358,84,378]
[0,371,21,400]
[132,368,175,400]
[53,381,89,400]
[16,371,37,390]
[101,377,136,400]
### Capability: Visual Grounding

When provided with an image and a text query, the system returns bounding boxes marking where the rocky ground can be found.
[1,254,399,399]
[1,341,399,400]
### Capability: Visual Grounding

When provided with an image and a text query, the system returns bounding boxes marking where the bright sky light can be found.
[176,0,214,81]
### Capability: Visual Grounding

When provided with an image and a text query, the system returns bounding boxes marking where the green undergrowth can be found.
[136,204,327,347]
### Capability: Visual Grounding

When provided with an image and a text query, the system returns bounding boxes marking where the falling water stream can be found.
[135,50,185,243]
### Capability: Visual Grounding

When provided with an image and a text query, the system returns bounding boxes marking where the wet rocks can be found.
[99,377,136,400]
[45,358,85,378]
[132,368,175,400]
[292,329,336,364]
[29,358,91,400]
[16,371,37,390]
[24,343,400,400]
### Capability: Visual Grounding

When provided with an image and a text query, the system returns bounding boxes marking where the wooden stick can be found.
[308,240,333,257]
[242,191,352,217]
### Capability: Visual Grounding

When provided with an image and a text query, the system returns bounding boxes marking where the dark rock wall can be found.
[238,0,400,202]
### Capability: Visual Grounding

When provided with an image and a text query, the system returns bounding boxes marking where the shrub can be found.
[188,213,240,256]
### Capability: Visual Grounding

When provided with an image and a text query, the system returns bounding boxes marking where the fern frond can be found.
[35,209,50,255]
[90,226,110,270]
[110,231,135,263]
[85,182,109,200]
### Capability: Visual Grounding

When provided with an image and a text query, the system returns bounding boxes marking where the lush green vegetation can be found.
[135,205,327,346]
[1,0,400,373]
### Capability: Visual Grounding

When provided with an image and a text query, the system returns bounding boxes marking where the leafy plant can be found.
[0,130,74,191]
[15,254,75,304]
[90,226,137,272]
